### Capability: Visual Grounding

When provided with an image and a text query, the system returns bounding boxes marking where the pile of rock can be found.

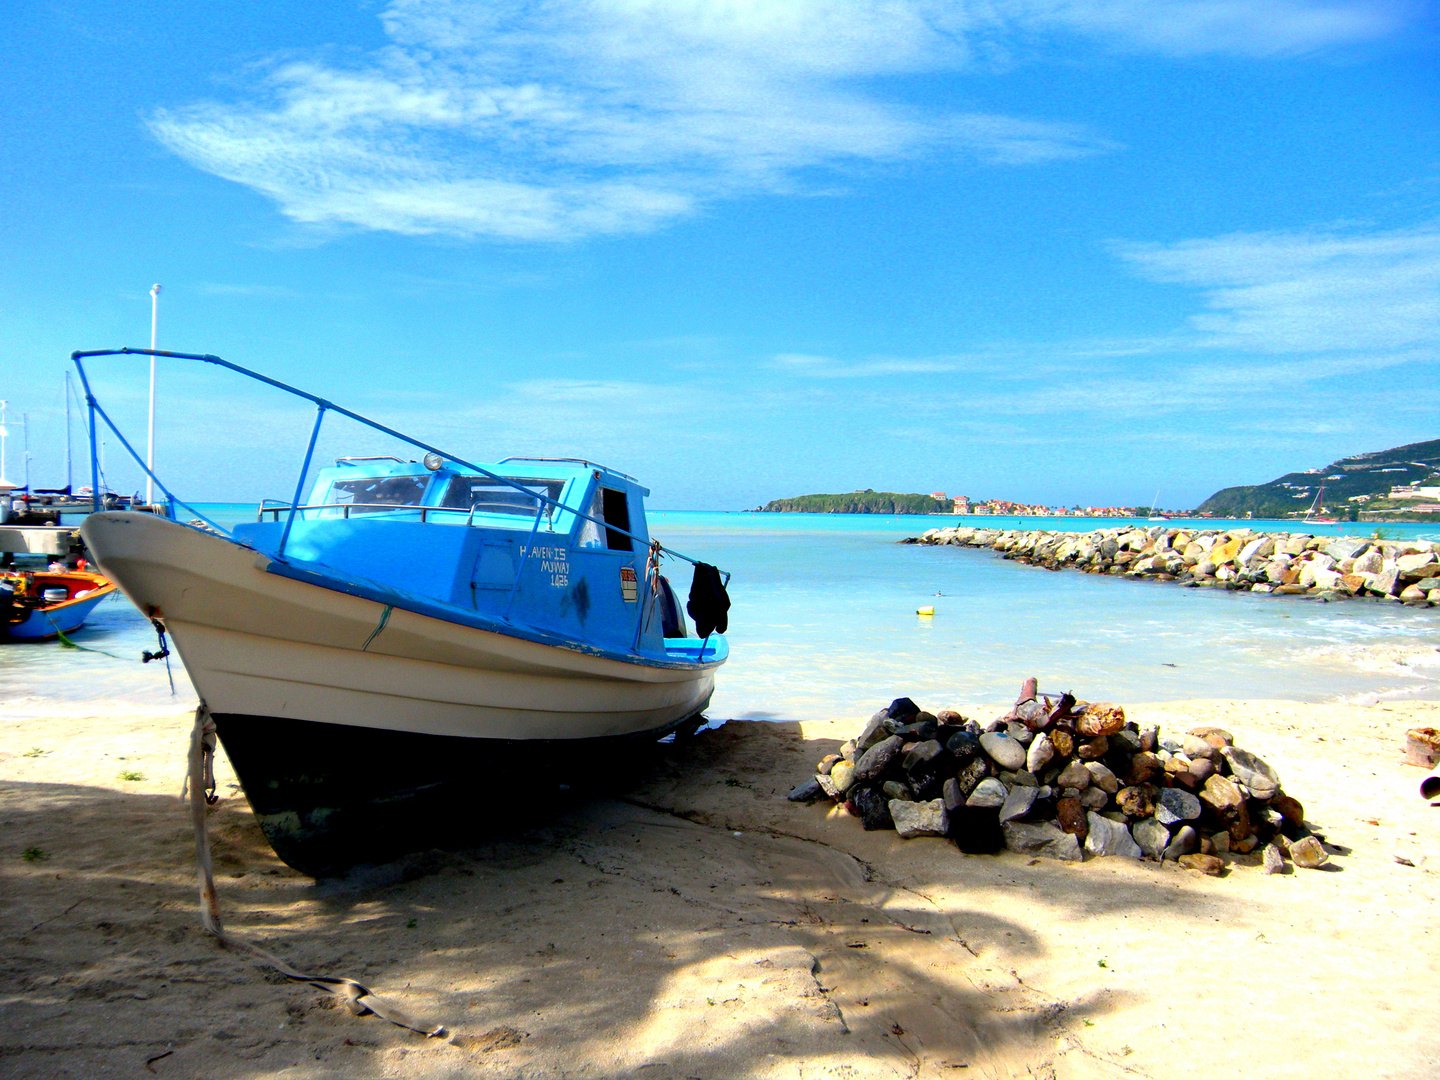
[905,526,1439,604]
[790,680,1330,874]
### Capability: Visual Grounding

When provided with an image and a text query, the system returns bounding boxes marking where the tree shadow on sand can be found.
[1,720,1244,1079]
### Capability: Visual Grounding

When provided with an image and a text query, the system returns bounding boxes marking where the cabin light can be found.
[423,453,445,471]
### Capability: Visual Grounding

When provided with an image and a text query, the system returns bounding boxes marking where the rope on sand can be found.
[184,704,447,1038]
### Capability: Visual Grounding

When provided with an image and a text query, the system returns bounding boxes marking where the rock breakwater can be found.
[790,682,1329,874]
[905,525,1440,604]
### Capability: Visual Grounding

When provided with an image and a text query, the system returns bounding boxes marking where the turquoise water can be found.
[5,509,1438,720]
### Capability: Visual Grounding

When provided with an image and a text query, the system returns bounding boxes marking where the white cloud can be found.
[1117,223,1440,353]
[147,0,1404,242]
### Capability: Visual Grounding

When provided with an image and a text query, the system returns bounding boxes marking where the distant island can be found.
[760,490,948,514]
[1197,438,1440,521]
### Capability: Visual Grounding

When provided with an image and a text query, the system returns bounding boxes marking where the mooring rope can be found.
[185,704,446,1038]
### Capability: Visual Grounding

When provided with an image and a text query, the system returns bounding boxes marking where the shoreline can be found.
[3,698,1438,1078]
[907,524,1440,606]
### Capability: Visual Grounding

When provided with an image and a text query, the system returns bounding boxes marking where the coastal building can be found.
[952,496,970,515]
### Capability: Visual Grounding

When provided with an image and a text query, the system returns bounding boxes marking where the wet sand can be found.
[2,699,1438,1079]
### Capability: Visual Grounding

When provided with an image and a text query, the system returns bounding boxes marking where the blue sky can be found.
[2,0,1437,510]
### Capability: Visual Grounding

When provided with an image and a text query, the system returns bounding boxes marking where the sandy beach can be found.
[3,698,1438,1079]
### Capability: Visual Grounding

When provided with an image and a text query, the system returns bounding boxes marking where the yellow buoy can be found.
[916,606,935,616]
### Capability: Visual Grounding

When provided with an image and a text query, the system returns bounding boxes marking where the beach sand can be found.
[2,699,1438,1079]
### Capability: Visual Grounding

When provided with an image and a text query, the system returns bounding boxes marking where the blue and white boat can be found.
[74,348,729,875]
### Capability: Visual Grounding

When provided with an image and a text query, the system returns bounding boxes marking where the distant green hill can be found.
[761,489,948,514]
[1197,438,1440,519]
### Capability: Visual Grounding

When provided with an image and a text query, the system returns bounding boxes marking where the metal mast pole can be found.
[147,283,161,505]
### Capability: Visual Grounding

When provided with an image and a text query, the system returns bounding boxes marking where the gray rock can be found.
[1005,721,1035,745]
[853,735,904,784]
[851,787,893,831]
[1002,821,1082,861]
[1162,825,1199,861]
[998,785,1041,823]
[816,772,840,799]
[889,798,948,839]
[946,730,981,759]
[882,780,913,801]
[1025,732,1055,774]
[979,732,1027,771]
[1084,761,1120,794]
[1056,760,1091,790]
[1262,842,1287,875]
[1139,725,1159,752]
[954,756,991,800]
[966,777,1008,808]
[1325,538,1369,562]
[1220,746,1281,800]
[1079,786,1110,809]
[856,710,892,752]
[901,739,944,776]
[1352,549,1384,576]
[1084,813,1142,858]
[787,777,823,802]
[1132,816,1170,860]
[941,777,965,813]
[1180,735,1219,761]
[1155,787,1202,826]
[1012,771,1039,788]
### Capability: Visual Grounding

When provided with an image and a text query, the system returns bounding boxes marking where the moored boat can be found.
[1,568,116,641]
[74,347,730,875]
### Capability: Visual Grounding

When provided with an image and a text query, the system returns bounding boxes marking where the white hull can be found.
[81,513,716,741]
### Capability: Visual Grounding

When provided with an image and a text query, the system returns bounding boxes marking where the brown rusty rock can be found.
[1200,773,1245,814]
[1178,853,1225,876]
[1049,729,1075,757]
[1056,796,1088,838]
[1075,702,1126,738]
[1271,791,1305,827]
[1405,727,1440,768]
[1076,736,1109,761]
[1188,725,1234,745]
[1173,771,1203,792]
[935,709,966,725]
[1116,784,1156,818]
[1127,752,1163,785]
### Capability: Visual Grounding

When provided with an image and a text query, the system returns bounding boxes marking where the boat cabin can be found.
[230,457,691,659]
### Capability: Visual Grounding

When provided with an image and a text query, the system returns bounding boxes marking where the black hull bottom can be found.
[211,712,702,877]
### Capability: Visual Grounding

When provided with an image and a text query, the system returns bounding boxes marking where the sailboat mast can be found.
[65,371,73,493]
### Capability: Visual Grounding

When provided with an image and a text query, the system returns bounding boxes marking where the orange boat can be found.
[1,569,116,641]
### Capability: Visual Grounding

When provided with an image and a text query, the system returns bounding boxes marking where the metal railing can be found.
[70,349,725,593]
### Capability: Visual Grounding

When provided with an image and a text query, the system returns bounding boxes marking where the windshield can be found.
[326,475,428,513]
[440,476,566,519]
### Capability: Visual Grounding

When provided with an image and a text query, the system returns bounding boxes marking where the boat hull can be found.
[80,513,720,740]
[2,571,115,642]
[212,711,694,876]
[80,512,723,874]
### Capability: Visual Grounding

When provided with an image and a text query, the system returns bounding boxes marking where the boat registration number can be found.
[530,545,569,587]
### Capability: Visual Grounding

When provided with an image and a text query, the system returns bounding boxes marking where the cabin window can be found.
[601,488,632,551]
[441,477,566,520]
[327,475,427,513]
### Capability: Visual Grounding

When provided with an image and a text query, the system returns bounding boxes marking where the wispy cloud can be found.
[145,0,1402,242]
[1116,223,1440,353]
[198,283,302,298]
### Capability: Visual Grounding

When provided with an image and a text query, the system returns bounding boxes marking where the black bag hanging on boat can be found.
[686,562,730,638]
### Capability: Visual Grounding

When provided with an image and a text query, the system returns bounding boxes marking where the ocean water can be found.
[4,510,1438,721]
